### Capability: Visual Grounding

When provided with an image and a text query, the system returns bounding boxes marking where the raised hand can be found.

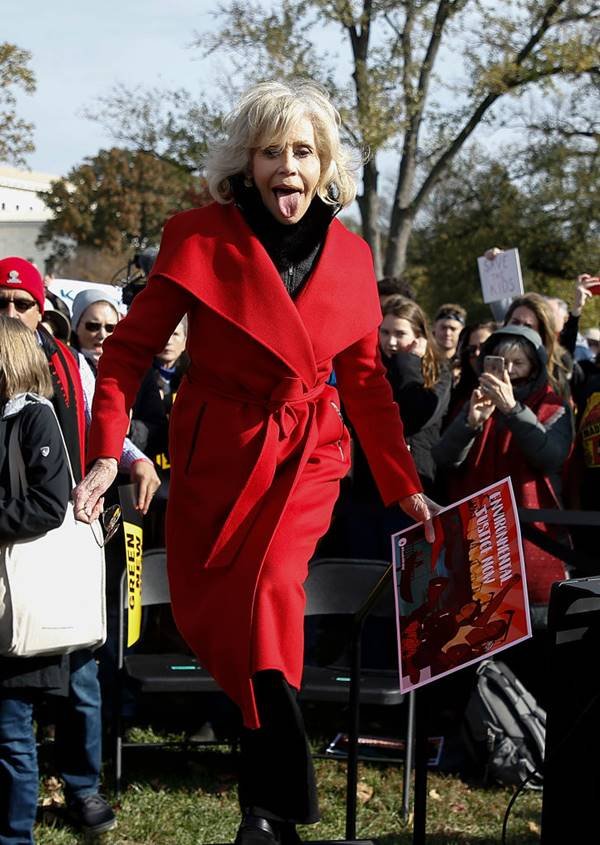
[129,459,161,514]
[407,335,428,358]
[478,369,516,415]
[572,273,598,316]
[467,386,496,428]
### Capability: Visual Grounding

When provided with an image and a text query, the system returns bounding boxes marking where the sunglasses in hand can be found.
[91,504,123,548]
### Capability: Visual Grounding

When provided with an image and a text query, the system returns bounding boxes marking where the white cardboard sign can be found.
[47,279,125,315]
[477,248,524,304]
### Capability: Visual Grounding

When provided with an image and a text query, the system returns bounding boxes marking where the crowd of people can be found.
[0,259,164,841]
[323,273,597,704]
[0,78,598,845]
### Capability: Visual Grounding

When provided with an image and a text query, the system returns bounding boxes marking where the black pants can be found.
[238,670,319,825]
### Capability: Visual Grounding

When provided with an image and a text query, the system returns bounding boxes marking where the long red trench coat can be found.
[88,202,421,727]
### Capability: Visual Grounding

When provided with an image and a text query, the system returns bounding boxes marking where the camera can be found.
[120,247,159,307]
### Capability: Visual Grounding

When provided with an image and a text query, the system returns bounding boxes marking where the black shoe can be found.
[235,814,280,845]
[66,794,117,835]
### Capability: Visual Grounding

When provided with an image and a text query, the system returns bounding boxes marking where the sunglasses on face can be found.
[84,320,116,334]
[0,297,38,313]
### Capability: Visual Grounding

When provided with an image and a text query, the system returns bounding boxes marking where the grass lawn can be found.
[35,704,543,845]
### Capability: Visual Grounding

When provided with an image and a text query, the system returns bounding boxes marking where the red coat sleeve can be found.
[334,329,422,505]
[87,276,195,464]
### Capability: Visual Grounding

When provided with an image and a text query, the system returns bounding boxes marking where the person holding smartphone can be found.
[432,325,573,700]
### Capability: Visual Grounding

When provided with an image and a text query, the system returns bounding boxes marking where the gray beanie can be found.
[71,287,121,331]
[482,324,548,366]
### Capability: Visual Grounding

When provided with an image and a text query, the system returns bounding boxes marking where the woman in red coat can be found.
[74,81,434,844]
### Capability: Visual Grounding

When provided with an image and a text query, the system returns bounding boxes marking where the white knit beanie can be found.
[71,287,120,330]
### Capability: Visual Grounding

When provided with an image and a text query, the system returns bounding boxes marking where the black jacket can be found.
[385,352,451,492]
[351,352,451,501]
[130,358,188,468]
[0,397,71,692]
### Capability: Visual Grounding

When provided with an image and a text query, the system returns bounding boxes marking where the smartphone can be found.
[587,278,600,295]
[483,355,505,377]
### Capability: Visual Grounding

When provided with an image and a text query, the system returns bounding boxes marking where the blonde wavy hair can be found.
[0,316,53,400]
[206,80,357,208]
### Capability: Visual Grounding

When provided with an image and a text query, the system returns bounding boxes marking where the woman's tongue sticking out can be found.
[275,188,301,219]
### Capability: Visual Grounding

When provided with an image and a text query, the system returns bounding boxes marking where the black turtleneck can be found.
[230,175,337,299]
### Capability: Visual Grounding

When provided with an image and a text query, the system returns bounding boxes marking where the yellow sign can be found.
[124,522,143,646]
[154,452,171,470]
[581,392,600,469]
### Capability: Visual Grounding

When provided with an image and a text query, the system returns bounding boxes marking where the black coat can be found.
[0,400,71,692]
[351,352,451,501]
[385,353,451,492]
[130,357,188,473]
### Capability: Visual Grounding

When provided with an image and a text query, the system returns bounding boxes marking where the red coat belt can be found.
[191,375,326,569]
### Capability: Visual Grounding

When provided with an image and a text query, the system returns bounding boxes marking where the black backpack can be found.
[462,658,546,790]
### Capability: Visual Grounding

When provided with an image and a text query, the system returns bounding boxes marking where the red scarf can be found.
[449,383,568,605]
[46,335,86,482]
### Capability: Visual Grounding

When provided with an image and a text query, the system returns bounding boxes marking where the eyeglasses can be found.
[91,504,122,548]
[0,297,38,313]
[84,320,116,334]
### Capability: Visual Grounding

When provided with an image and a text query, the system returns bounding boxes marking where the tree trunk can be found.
[385,115,419,277]
[383,205,415,277]
[357,157,383,277]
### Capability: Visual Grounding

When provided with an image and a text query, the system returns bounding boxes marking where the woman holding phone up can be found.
[432,324,573,644]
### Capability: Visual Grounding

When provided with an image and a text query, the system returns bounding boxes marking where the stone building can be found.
[0,165,58,269]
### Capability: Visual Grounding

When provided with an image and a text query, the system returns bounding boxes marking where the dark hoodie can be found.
[432,324,574,610]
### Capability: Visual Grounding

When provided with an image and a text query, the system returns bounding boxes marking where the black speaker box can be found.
[540,577,600,843]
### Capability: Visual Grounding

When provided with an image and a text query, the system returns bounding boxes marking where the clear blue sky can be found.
[4,1,219,176]
[4,0,520,183]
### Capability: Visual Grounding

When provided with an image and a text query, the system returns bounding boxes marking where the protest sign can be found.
[477,249,524,304]
[47,278,125,314]
[392,478,530,694]
[119,484,144,647]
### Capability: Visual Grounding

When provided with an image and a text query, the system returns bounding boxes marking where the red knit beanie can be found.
[0,257,45,314]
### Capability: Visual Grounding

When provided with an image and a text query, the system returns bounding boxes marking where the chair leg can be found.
[114,701,123,798]
[113,670,124,798]
[345,623,364,842]
[412,691,428,845]
[114,732,123,799]
[402,690,416,822]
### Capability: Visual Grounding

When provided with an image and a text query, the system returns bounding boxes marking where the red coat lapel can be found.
[150,203,381,381]
[151,203,317,385]
[295,218,381,362]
